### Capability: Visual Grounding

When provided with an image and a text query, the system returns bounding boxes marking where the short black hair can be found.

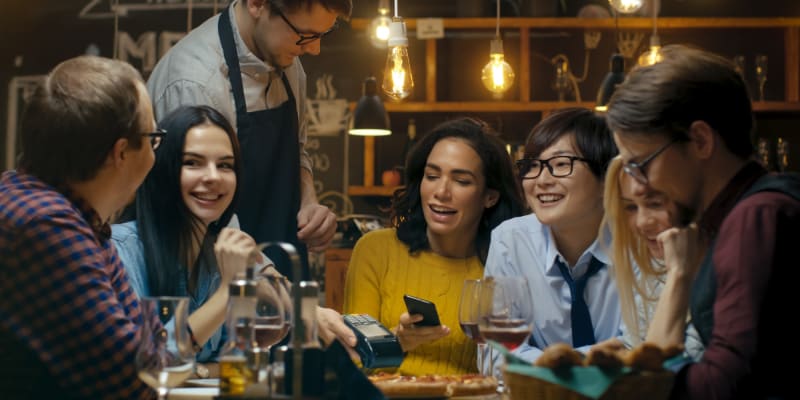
[523,107,618,179]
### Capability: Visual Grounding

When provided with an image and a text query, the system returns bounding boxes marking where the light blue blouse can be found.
[482,214,621,369]
[111,221,225,362]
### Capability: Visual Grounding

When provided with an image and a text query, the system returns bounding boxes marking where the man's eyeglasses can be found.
[275,9,338,46]
[143,129,166,150]
[516,155,590,180]
[622,138,679,185]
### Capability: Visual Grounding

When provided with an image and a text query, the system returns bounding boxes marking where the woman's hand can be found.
[394,312,450,352]
[214,227,258,284]
[657,223,706,282]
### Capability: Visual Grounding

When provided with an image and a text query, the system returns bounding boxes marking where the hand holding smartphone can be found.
[403,294,441,327]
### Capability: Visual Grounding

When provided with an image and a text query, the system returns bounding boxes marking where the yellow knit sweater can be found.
[343,228,483,376]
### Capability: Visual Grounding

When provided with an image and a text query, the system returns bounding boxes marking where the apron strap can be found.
[218,6,249,122]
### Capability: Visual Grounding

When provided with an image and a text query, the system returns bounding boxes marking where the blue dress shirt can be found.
[482,214,621,369]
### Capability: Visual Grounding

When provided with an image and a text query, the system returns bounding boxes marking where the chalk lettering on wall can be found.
[80,0,231,19]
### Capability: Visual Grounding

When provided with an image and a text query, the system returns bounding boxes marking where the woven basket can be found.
[504,367,674,400]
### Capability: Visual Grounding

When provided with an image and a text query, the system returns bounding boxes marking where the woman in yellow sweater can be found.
[343,117,525,375]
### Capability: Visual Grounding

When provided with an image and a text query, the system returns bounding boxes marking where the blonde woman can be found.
[602,157,703,360]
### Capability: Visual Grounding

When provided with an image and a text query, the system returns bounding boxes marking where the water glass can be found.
[135,296,195,400]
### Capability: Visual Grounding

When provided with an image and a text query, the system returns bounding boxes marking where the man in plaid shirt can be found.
[0,56,158,399]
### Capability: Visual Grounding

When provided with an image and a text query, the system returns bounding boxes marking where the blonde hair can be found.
[601,157,667,344]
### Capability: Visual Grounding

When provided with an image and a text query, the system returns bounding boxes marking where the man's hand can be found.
[297,203,337,252]
[316,306,359,359]
[394,312,450,352]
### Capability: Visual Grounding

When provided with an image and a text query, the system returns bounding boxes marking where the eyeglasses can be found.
[622,138,679,185]
[516,155,590,180]
[275,8,338,46]
[143,129,166,150]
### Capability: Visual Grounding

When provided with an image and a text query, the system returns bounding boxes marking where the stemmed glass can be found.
[777,137,790,172]
[135,296,195,400]
[755,54,768,102]
[478,276,533,379]
[459,279,490,373]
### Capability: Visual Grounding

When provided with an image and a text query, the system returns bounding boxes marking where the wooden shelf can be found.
[347,17,800,197]
[348,185,400,197]
[349,101,800,113]
[350,17,800,31]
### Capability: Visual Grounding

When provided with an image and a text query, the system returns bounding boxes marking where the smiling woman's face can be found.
[420,137,497,246]
[522,134,604,232]
[180,124,237,226]
[620,172,678,260]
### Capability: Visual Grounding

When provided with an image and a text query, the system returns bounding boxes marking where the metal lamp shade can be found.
[349,77,391,136]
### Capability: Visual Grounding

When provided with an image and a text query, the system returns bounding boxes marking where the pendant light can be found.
[368,0,392,49]
[350,77,391,136]
[381,0,414,100]
[595,8,625,112]
[608,0,643,14]
[481,0,515,95]
[637,0,662,66]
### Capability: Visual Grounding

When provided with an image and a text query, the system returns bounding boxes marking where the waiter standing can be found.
[148,0,350,280]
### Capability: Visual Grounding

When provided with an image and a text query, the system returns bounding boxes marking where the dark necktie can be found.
[556,256,605,347]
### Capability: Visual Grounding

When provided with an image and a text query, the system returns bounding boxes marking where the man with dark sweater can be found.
[606,45,799,400]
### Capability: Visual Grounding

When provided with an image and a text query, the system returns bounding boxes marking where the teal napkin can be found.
[490,341,685,399]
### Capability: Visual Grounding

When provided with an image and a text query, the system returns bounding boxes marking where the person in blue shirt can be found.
[483,107,620,368]
[112,105,259,365]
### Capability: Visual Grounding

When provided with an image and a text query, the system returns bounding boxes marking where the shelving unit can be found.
[347,17,800,196]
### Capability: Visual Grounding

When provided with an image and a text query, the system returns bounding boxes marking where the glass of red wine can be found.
[459,279,490,373]
[478,276,533,379]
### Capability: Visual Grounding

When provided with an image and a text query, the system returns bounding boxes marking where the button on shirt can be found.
[0,170,154,399]
[483,214,621,366]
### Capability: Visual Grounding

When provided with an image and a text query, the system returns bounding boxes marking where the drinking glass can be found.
[478,276,533,380]
[458,279,490,374]
[252,275,284,385]
[135,296,195,400]
[777,137,790,172]
[733,55,745,79]
[755,54,768,101]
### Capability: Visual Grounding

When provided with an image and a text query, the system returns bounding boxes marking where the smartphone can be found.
[403,294,441,327]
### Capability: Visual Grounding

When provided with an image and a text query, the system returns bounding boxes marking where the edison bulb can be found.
[481,39,515,94]
[608,0,643,14]
[382,20,414,100]
[368,15,391,48]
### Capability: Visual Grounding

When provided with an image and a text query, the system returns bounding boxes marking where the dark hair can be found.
[135,105,242,296]
[263,0,352,17]
[18,56,145,185]
[524,107,617,179]
[391,117,525,263]
[606,44,754,158]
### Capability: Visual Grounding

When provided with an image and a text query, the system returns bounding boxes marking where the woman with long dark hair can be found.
[112,105,257,363]
[343,117,525,375]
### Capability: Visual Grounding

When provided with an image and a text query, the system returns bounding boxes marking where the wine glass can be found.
[459,279,489,373]
[252,275,284,385]
[135,296,195,400]
[777,137,790,172]
[733,55,745,78]
[478,276,533,380]
[755,54,768,101]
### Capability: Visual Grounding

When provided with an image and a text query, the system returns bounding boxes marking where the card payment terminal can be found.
[343,314,404,369]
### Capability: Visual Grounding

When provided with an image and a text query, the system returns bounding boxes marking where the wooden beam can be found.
[519,27,530,102]
[363,136,374,187]
[426,39,437,102]
[786,27,800,102]
[350,17,800,31]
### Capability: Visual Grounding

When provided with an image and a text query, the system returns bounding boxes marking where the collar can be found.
[698,161,766,239]
[543,224,611,277]
[228,1,280,82]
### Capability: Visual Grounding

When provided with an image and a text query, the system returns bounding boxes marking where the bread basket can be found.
[493,342,679,400]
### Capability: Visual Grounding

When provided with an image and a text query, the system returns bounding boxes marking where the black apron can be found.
[218,7,309,281]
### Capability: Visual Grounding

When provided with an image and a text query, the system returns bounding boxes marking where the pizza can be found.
[368,372,497,398]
